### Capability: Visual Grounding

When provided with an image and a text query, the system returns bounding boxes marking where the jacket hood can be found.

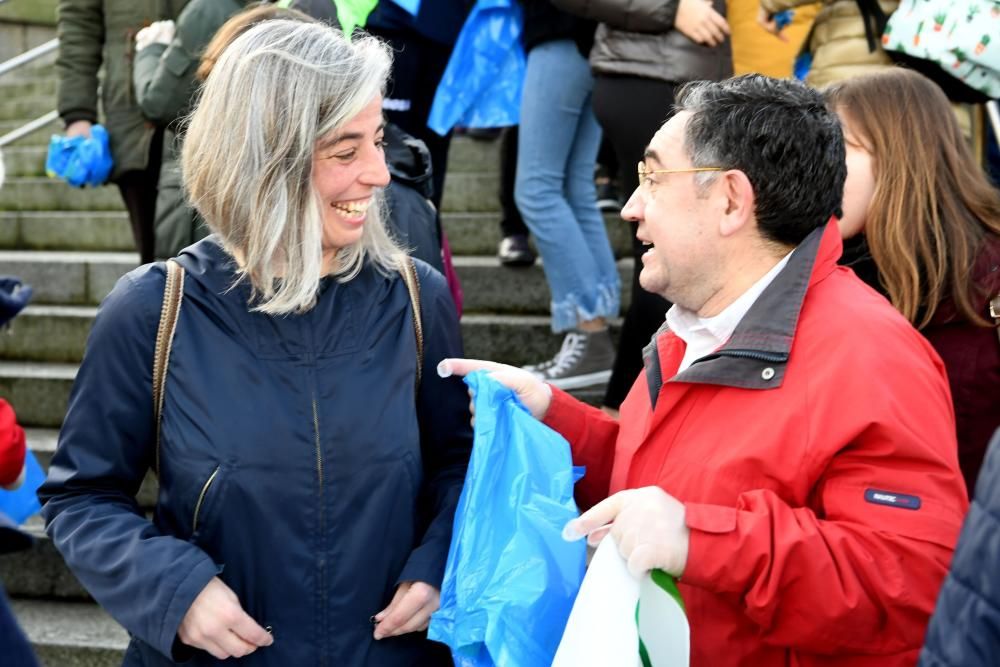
[384,123,434,200]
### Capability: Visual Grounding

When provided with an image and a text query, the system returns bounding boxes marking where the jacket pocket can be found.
[191,465,224,539]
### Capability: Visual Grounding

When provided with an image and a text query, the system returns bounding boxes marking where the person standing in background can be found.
[826,69,1000,497]
[56,0,190,264]
[516,1,620,389]
[556,0,734,411]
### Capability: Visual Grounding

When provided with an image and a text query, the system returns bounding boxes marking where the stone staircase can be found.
[0,42,632,667]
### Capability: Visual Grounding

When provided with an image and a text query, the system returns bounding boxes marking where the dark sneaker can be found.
[498,234,536,267]
[523,329,614,390]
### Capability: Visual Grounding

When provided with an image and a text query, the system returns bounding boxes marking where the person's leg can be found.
[592,74,676,409]
[115,126,163,265]
[564,93,620,324]
[497,125,535,266]
[516,41,616,388]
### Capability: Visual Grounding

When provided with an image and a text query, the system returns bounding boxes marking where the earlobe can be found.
[718,171,754,237]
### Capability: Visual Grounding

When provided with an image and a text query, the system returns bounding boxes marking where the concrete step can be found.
[12,598,127,667]
[442,211,631,259]
[0,361,76,428]
[0,173,499,213]
[0,207,631,258]
[444,135,500,173]
[1,145,48,178]
[0,515,91,601]
[0,301,627,367]
[0,78,57,101]
[0,211,135,252]
[0,116,60,147]
[0,95,55,122]
[0,178,125,212]
[0,249,634,311]
[0,250,137,305]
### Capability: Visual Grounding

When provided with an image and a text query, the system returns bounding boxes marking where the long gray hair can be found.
[182,20,401,315]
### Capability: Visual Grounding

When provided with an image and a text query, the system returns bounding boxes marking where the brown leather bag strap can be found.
[399,257,423,389]
[152,259,185,475]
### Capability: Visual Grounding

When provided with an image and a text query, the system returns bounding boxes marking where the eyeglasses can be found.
[637,162,723,194]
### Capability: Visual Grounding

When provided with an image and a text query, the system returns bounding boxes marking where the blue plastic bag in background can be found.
[428,371,586,667]
[45,124,113,188]
[427,0,524,135]
[0,450,45,525]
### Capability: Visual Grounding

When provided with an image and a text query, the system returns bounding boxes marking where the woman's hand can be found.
[135,20,175,52]
[675,0,731,47]
[372,581,440,640]
[178,577,273,659]
[437,358,553,422]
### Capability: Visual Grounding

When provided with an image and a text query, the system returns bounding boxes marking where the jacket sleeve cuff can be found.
[61,110,98,127]
[162,556,223,662]
[396,541,447,590]
[680,502,740,588]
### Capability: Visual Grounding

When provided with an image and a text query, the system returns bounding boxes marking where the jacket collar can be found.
[643,220,842,406]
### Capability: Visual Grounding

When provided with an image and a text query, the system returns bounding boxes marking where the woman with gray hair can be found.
[38,20,471,666]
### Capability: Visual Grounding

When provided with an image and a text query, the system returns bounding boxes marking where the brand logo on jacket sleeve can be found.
[864,488,922,510]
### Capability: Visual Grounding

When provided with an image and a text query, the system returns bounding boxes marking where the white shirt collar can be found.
[665,250,794,373]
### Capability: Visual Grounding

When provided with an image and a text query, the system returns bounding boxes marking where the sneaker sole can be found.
[547,370,612,391]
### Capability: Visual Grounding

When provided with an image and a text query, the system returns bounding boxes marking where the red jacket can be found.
[0,399,26,489]
[545,223,969,666]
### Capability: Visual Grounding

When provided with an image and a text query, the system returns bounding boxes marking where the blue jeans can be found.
[515,40,620,333]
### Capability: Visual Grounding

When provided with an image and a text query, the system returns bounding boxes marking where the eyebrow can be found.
[643,147,660,163]
[318,121,387,150]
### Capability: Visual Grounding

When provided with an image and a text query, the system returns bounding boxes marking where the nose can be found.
[361,148,391,188]
[621,187,643,222]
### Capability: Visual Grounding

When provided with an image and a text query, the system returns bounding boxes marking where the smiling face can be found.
[621,112,725,311]
[836,111,876,239]
[312,95,391,267]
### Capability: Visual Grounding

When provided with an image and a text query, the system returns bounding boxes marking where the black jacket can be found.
[384,123,444,274]
[919,427,1000,666]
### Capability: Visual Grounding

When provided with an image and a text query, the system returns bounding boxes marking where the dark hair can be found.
[675,75,846,246]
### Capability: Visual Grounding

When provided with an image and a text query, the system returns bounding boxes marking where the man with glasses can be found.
[440,74,968,666]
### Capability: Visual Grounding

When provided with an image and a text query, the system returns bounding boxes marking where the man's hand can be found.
[372,581,440,640]
[675,0,731,47]
[564,486,691,578]
[437,358,553,422]
[64,120,92,139]
[177,577,273,660]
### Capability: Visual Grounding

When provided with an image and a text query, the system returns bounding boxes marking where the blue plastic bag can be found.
[427,0,524,135]
[45,124,113,188]
[0,450,45,525]
[428,371,586,667]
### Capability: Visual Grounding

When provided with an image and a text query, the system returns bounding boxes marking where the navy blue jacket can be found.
[919,427,1000,666]
[39,239,471,665]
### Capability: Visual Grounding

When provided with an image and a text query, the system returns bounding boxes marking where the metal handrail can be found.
[0,38,58,78]
[0,110,58,148]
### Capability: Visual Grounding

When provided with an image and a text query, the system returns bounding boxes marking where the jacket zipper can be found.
[710,349,789,364]
[312,392,327,667]
[192,466,221,534]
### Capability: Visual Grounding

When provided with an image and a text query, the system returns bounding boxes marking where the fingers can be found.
[438,358,509,378]
[374,582,439,639]
[230,610,273,647]
[564,490,630,540]
[626,543,660,579]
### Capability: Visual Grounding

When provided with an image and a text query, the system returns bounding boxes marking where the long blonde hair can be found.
[182,20,402,315]
[825,69,1000,328]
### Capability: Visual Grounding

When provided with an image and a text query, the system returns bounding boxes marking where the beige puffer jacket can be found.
[759,0,898,88]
